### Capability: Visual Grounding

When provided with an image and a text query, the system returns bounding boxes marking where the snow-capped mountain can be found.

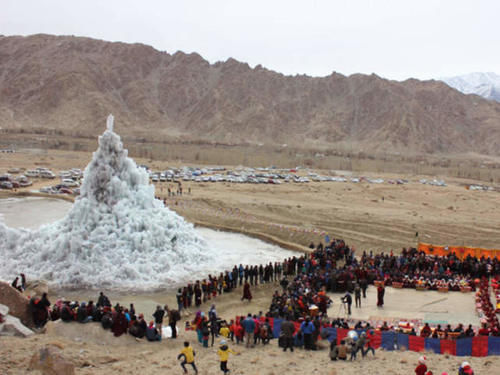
[441,72,500,102]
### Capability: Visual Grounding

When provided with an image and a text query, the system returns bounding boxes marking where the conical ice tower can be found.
[0,116,208,290]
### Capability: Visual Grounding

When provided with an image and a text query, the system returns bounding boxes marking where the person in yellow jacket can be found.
[178,341,198,374]
[217,339,239,374]
[219,322,230,338]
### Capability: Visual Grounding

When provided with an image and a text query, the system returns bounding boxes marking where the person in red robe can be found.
[376,285,385,307]
[241,281,252,302]
[112,308,128,337]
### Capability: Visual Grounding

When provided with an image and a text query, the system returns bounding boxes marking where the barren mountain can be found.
[1,34,500,155]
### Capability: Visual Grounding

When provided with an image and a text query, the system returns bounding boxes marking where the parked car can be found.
[59,188,73,195]
[25,170,39,178]
[0,181,13,189]
[62,179,79,187]
[40,171,56,179]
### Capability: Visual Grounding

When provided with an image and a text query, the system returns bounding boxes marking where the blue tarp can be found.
[488,336,500,356]
[381,331,396,351]
[324,327,337,343]
[294,331,304,347]
[425,338,441,354]
[397,333,409,350]
[272,319,282,339]
[456,338,473,357]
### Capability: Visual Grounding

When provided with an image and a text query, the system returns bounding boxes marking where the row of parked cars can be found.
[0,174,33,190]
[146,166,312,184]
[24,167,56,179]
[0,166,84,194]
[144,165,414,186]
[39,185,80,195]
[39,168,84,195]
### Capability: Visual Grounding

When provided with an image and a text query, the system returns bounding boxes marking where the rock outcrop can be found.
[0,281,33,328]
[0,313,34,337]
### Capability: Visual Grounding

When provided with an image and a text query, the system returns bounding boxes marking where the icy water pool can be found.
[0,197,296,287]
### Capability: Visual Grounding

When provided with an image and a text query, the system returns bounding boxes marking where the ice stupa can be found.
[0,115,209,290]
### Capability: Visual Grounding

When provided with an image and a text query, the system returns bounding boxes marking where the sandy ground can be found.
[2,148,500,252]
[1,149,500,373]
[327,288,480,327]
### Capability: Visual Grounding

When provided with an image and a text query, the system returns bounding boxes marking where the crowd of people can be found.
[11,235,499,374]
[17,236,500,339]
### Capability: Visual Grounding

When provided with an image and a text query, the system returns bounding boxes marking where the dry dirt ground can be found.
[1,148,500,374]
[2,148,500,251]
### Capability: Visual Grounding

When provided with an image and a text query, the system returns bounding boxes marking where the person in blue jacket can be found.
[241,313,255,348]
[300,316,316,350]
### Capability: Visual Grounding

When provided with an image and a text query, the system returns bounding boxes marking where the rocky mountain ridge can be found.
[1,34,500,155]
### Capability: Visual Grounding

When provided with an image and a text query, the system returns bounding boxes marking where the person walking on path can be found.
[241,281,252,302]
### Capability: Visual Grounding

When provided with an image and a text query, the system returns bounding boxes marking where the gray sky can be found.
[2,0,499,81]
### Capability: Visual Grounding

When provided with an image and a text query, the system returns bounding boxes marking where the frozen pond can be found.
[0,197,72,230]
[0,197,296,287]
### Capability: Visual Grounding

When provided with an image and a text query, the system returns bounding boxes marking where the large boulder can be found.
[28,346,75,375]
[25,279,49,298]
[0,314,34,337]
[0,281,33,328]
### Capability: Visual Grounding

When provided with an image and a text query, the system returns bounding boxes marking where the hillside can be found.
[1,34,500,155]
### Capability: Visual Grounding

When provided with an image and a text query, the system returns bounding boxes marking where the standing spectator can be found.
[209,305,219,346]
[168,306,181,339]
[377,284,385,307]
[201,318,210,348]
[241,313,255,348]
[360,277,368,298]
[280,315,295,352]
[342,292,353,315]
[176,288,184,315]
[153,305,165,335]
[354,283,362,308]
[300,316,315,350]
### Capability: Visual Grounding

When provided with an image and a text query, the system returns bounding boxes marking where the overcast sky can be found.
[2,0,499,81]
